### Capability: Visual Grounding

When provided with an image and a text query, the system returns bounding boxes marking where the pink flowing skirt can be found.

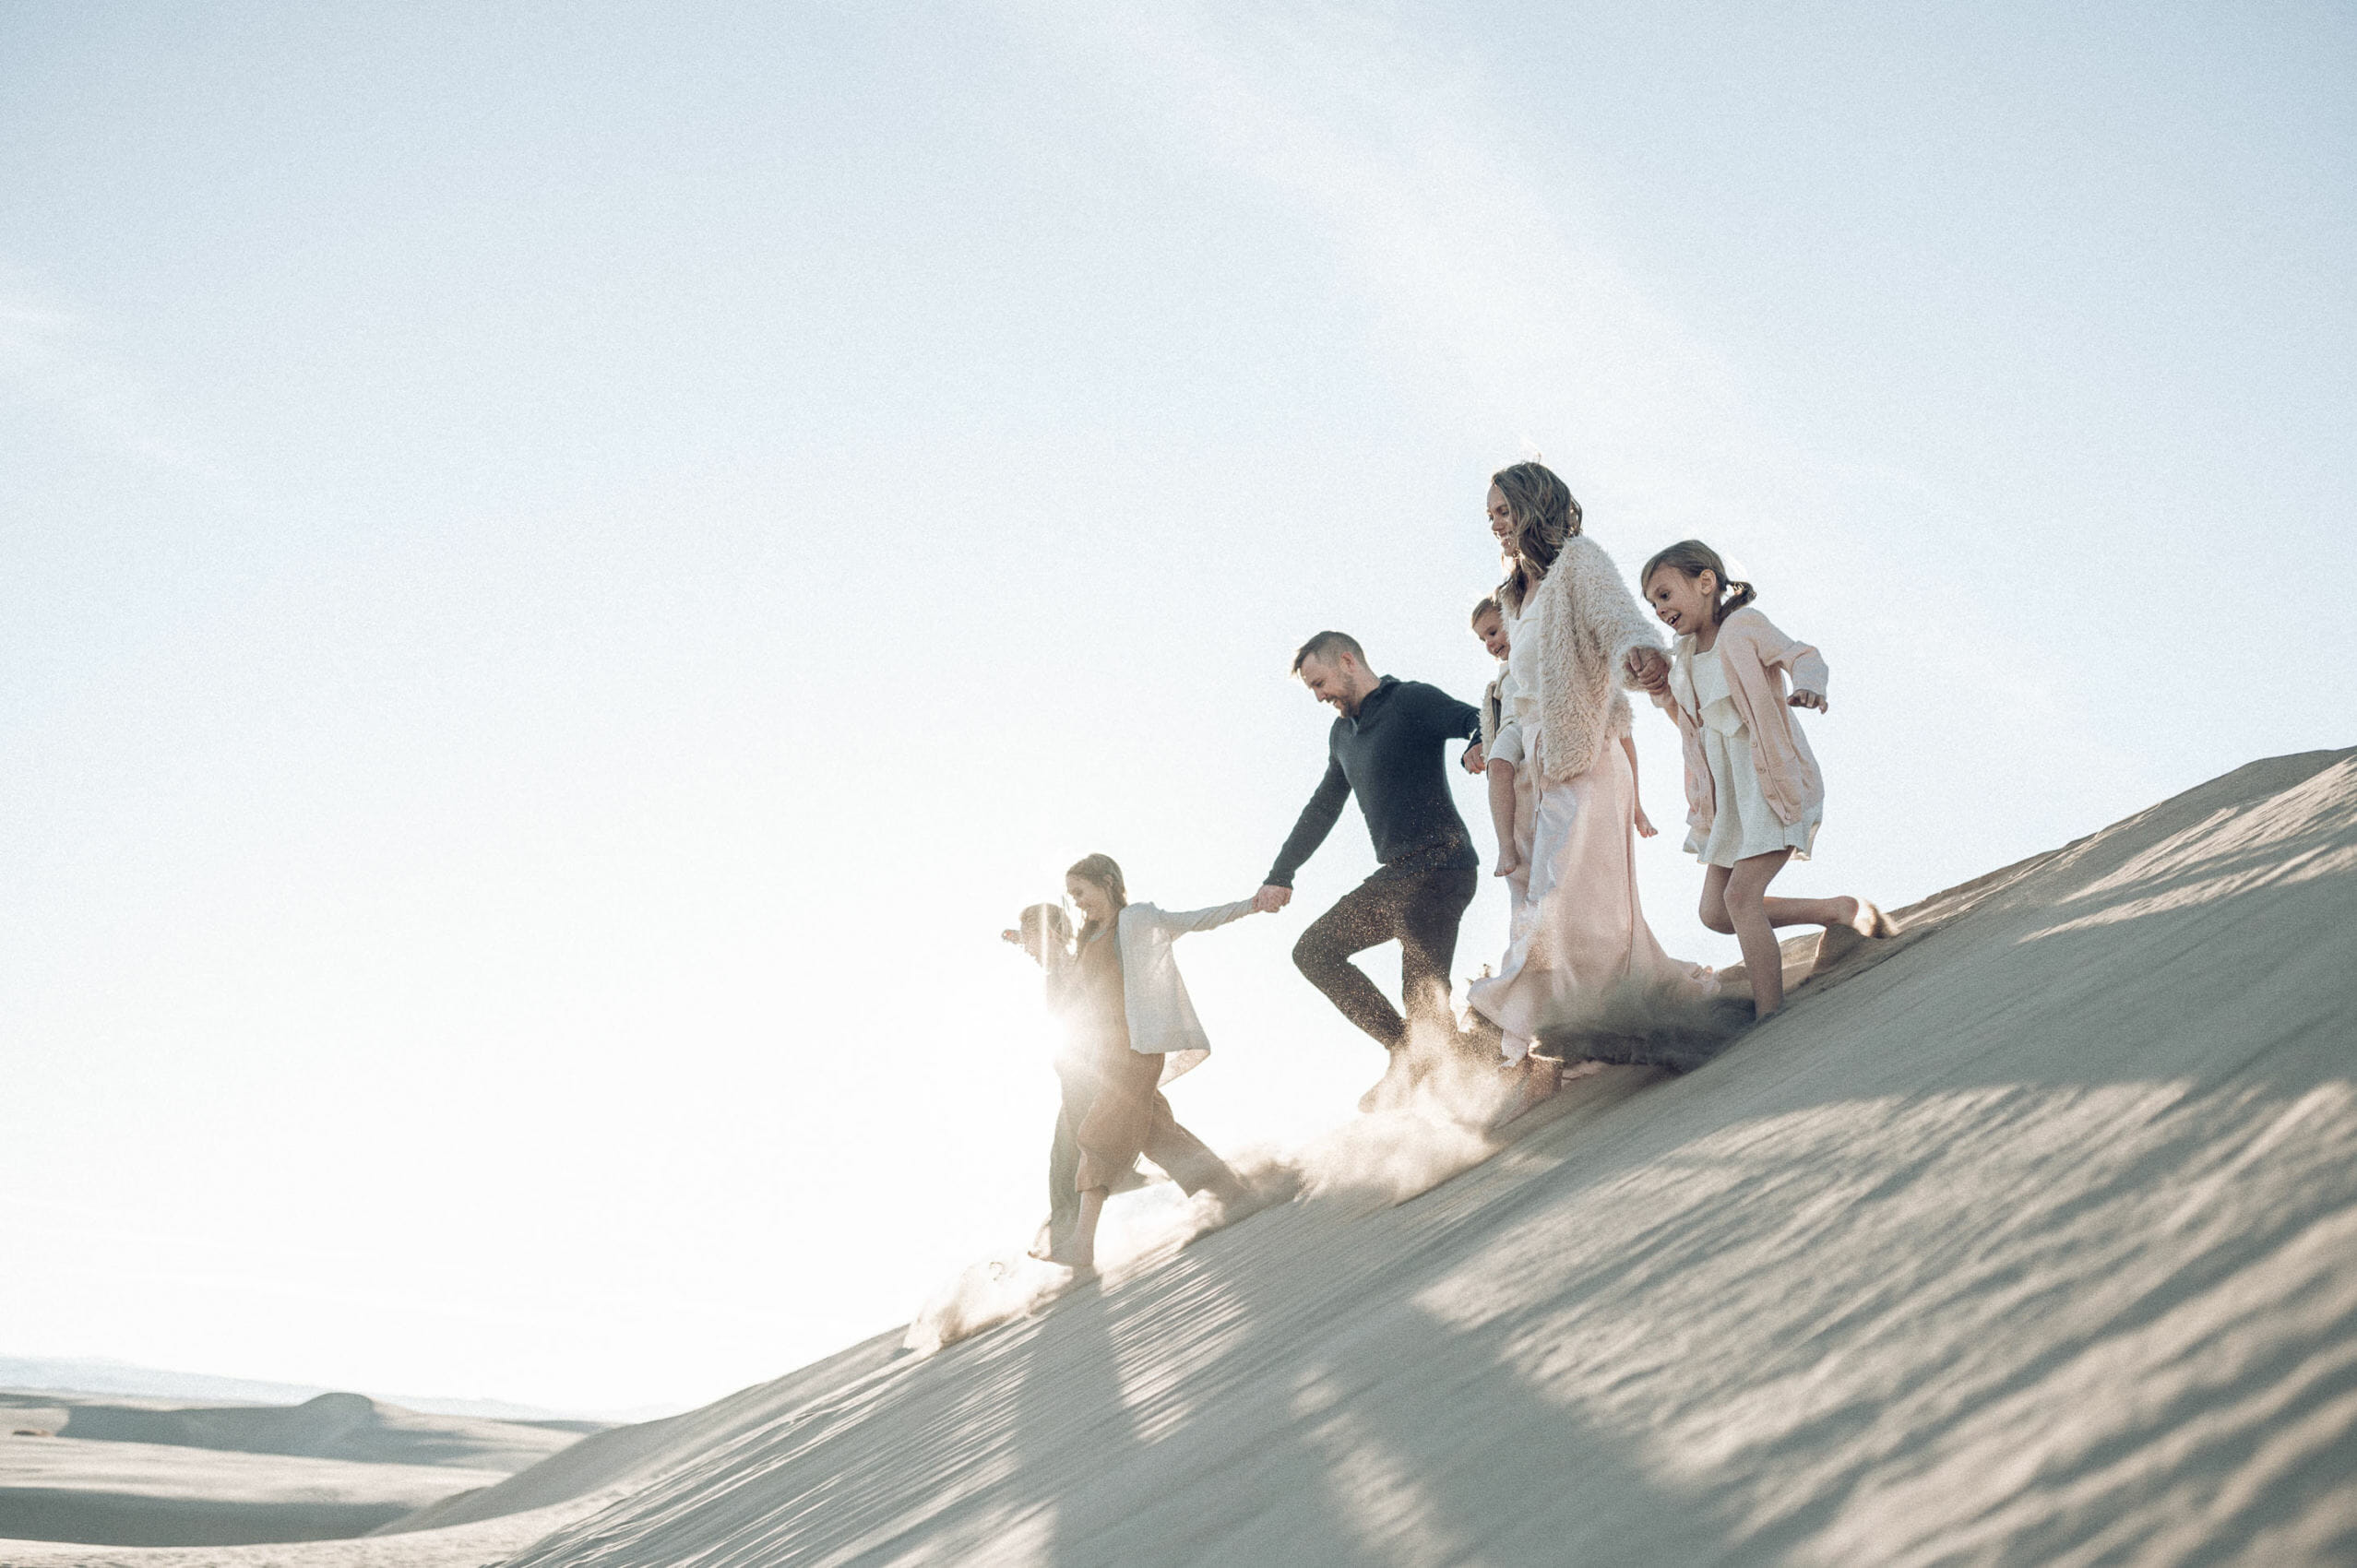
[1468,739,1715,1060]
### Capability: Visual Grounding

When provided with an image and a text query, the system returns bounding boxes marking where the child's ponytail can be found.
[1641,539,1755,624]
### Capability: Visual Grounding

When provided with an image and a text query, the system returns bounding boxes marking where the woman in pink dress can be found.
[1464,462,1719,1113]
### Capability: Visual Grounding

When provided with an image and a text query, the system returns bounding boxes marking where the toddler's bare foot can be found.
[1493,849,1521,877]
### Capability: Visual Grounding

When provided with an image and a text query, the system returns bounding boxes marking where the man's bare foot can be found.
[1358,1046,1417,1112]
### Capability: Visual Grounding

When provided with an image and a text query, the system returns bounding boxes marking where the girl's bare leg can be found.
[1761,893,1868,930]
[1705,864,1881,937]
[1725,850,1793,1016]
[1054,1187,1106,1272]
[1697,863,1736,934]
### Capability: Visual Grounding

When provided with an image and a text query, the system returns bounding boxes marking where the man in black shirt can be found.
[1253,631,1488,1105]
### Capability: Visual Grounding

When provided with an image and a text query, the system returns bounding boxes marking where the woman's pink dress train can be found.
[1469,740,1716,1060]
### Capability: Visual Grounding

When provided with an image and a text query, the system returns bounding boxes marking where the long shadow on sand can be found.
[492,748,2357,1567]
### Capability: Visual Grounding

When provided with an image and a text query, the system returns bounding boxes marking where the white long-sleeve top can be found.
[1114,898,1256,1080]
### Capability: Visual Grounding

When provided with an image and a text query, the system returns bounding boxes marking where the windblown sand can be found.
[9,747,2353,1566]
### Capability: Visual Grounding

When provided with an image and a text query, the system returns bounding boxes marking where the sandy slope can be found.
[364,1332,907,1536]
[485,747,2357,1567]
[8,747,2353,1567]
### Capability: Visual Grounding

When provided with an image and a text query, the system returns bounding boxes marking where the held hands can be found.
[1625,647,1671,694]
[1789,690,1828,713]
[1461,742,1486,775]
[1253,884,1293,914]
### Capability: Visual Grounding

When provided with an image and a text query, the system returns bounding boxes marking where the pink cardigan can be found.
[1652,605,1829,834]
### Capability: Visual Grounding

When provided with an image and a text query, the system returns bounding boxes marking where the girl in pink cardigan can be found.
[1639,541,1892,1018]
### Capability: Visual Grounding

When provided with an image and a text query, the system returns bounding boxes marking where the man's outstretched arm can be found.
[1260,754,1351,909]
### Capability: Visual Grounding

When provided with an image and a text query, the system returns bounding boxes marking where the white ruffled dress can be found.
[1673,645,1822,868]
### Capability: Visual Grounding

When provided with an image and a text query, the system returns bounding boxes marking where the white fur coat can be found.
[1529,534,1664,782]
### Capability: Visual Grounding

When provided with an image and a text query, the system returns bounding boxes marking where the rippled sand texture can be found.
[494,749,2357,1568]
[12,747,2354,1568]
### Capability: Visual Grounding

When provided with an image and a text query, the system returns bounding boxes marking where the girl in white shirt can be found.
[1004,854,1265,1272]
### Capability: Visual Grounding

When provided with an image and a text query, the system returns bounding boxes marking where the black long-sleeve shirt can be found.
[1265,675,1484,887]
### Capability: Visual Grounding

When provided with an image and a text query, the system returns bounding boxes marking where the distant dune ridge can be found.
[6,747,2355,1566]
[0,1391,591,1550]
[0,1434,506,1549]
[18,1392,584,1474]
[0,1359,607,1424]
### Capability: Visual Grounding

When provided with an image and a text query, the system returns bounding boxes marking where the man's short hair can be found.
[1292,630,1366,675]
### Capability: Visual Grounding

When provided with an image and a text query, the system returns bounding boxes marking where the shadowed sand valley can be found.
[7,747,2353,1566]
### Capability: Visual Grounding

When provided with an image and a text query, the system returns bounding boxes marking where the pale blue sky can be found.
[3,2,2350,1412]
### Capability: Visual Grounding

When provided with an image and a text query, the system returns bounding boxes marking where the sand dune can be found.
[0,1385,597,1550]
[0,1392,586,1476]
[8,747,2353,1566]
[364,1331,907,1536]
[0,1433,506,1547]
[0,1361,597,1425]
[0,1498,607,1568]
[482,747,2357,1566]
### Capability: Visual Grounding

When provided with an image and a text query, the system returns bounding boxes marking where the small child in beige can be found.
[1472,595,1653,885]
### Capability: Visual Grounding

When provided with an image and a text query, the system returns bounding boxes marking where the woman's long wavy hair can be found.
[1493,461,1584,615]
[1639,539,1756,626]
[1065,852,1129,941]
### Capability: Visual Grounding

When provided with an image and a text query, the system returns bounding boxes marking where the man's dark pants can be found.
[1292,862,1480,1051]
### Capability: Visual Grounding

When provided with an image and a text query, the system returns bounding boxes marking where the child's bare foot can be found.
[1633,809,1658,839]
[1820,896,1891,936]
[1044,1241,1096,1273]
[1493,849,1521,877]
[1201,1170,1250,1209]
